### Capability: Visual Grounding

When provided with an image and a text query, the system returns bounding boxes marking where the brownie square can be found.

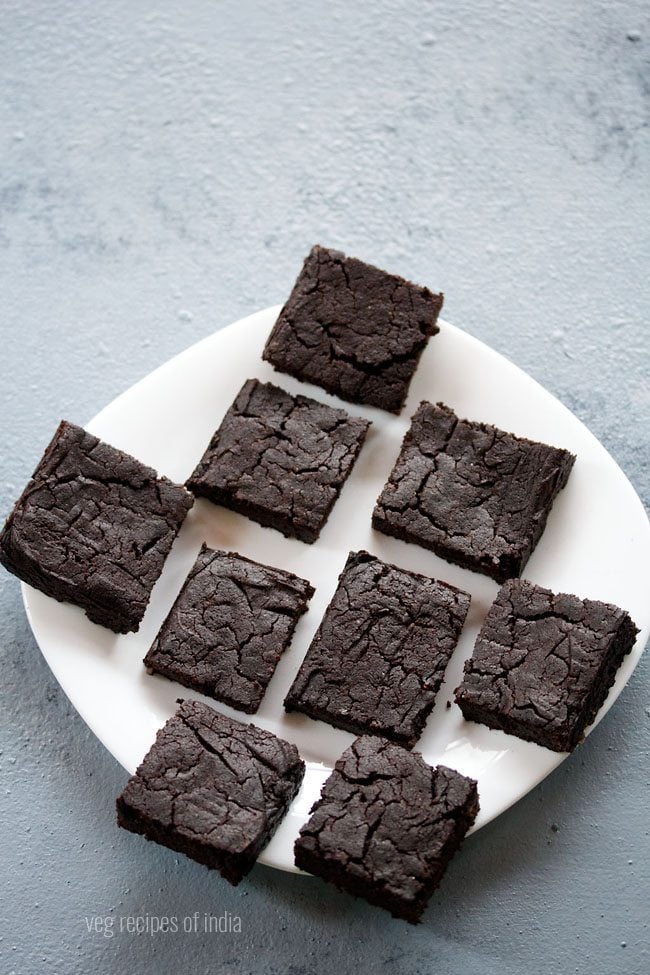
[373,401,575,583]
[144,545,314,713]
[117,699,305,885]
[262,245,443,414]
[284,550,470,747]
[294,736,479,923]
[187,379,369,543]
[454,579,639,751]
[0,420,193,633]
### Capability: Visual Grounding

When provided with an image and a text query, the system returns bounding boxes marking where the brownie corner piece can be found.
[116,700,305,885]
[262,245,443,413]
[144,546,314,713]
[373,401,575,582]
[284,550,470,747]
[186,378,369,543]
[294,736,479,923]
[454,578,639,751]
[0,420,193,633]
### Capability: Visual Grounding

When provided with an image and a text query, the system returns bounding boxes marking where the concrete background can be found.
[1,1,649,973]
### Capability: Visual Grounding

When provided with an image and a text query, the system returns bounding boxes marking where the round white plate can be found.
[22,306,650,874]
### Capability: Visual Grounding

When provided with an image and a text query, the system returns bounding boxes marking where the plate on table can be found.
[22,306,650,873]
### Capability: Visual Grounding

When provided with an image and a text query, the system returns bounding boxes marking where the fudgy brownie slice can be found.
[145,545,314,713]
[284,551,470,747]
[117,699,305,885]
[373,401,575,583]
[186,379,369,543]
[0,420,193,633]
[454,579,639,751]
[294,736,479,923]
[262,245,443,413]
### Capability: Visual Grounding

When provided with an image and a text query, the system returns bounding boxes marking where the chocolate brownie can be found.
[284,551,470,747]
[262,245,443,413]
[117,699,305,885]
[454,579,639,751]
[294,736,479,923]
[144,545,314,713]
[0,421,193,633]
[373,401,575,583]
[187,379,369,543]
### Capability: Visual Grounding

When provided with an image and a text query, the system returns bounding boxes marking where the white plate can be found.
[22,306,650,874]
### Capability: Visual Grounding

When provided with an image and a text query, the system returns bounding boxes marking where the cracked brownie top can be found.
[294,735,479,923]
[117,699,305,885]
[0,420,193,633]
[187,378,370,543]
[373,401,575,582]
[144,545,314,713]
[262,245,443,413]
[455,579,639,751]
[284,550,470,747]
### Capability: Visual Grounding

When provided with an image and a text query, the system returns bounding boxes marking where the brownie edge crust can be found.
[262,245,443,413]
[294,736,479,923]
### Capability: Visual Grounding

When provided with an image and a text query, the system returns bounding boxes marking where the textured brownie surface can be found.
[455,579,639,751]
[284,550,470,747]
[145,545,314,713]
[0,420,193,633]
[294,736,479,923]
[262,245,443,413]
[117,700,305,885]
[373,401,575,583]
[186,378,369,543]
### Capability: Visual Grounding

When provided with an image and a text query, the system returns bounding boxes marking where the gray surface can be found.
[1,1,649,972]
